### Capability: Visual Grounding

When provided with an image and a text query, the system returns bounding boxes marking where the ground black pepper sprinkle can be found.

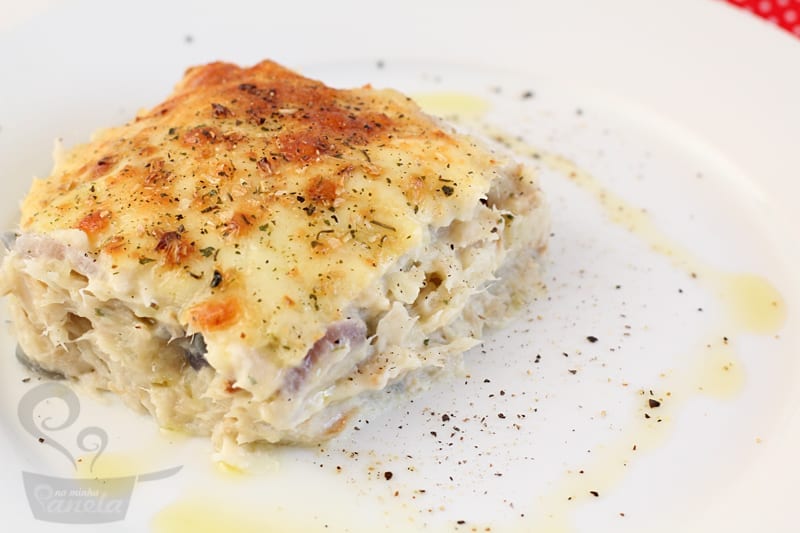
[648,399,661,408]
[384,471,393,480]
[442,414,450,422]
[587,335,598,343]
[589,490,599,497]
[210,270,223,288]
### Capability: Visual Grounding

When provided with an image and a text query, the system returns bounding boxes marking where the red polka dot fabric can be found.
[726,0,800,37]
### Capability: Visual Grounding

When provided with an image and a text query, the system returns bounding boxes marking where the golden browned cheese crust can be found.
[20,60,504,378]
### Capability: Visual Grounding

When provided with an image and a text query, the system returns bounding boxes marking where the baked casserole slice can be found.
[1,60,548,453]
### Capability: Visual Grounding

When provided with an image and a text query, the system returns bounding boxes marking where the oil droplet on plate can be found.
[152,498,305,533]
[412,92,489,119]
[215,460,246,476]
[75,452,143,479]
[692,339,746,399]
[711,273,787,334]
[73,452,147,498]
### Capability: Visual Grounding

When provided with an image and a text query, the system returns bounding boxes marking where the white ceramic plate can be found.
[1,1,798,532]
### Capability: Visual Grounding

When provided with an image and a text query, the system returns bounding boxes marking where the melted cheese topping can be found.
[20,61,502,373]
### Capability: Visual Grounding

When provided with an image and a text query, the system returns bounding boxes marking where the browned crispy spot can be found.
[271,108,388,163]
[211,102,232,118]
[221,212,256,238]
[76,210,111,238]
[179,62,253,92]
[102,235,126,254]
[222,132,246,150]
[306,177,338,206]
[276,132,332,162]
[189,298,240,331]
[144,159,170,186]
[322,408,356,438]
[138,145,159,158]
[215,160,236,179]
[224,380,242,393]
[70,155,117,188]
[180,61,394,167]
[257,157,273,174]
[182,126,222,146]
[91,155,117,178]
[314,109,378,143]
[154,230,194,265]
